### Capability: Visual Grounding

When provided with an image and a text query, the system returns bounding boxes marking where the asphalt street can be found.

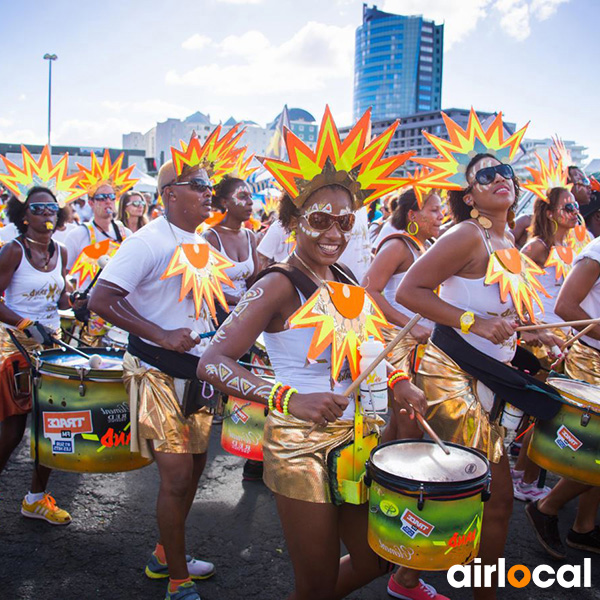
[1,419,599,600]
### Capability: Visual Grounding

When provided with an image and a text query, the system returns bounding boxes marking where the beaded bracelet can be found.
[388,369,410,390]
[282,387,297,416]
[275,385,290,413]
[15,318,34,331]
[268,382,284,412]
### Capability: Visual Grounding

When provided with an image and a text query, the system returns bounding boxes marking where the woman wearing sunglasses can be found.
[199,108,428,600]
[117,190,148,234]
[0,185,73,527]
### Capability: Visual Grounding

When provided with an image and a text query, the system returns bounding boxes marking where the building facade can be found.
[354,4,443,121]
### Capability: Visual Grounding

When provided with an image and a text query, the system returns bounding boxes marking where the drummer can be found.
[89,128,250,600]
[0,145,85,526]
[397,110,563,599]
[198,107,432,600]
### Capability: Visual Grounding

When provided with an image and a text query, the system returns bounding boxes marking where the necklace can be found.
[25,236,49,246]
[22,237,54,271]
[291,251,326,285]
[218,224,242,233]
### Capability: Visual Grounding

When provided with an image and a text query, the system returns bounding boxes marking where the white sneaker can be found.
[510,468,524,482]
[514,480,551,502]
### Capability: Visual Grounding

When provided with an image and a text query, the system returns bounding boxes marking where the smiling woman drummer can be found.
[199,107,429,600]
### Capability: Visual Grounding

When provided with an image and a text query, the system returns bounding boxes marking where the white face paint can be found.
[305,202,333,215]
[230,184,252,207]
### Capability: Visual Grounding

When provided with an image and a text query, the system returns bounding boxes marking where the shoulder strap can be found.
[376,232,423,255]
[331,262,359,285]
[206,228,222,251]
[255,263,318,299]
[111,220,124,243]
[85,222,96,244]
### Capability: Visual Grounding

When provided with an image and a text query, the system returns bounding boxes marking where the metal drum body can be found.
[221,396,268,461]
[32,348,151,473]
[528,377,600,485]
[366,440,490,571]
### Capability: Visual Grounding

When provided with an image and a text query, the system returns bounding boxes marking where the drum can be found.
[221,396,268,461]
[528,377,600,485]
[105,325,129,349]
[366,440,490,571]
[58,309,76,337]
[31,348,152,473]
[248,333,272,376]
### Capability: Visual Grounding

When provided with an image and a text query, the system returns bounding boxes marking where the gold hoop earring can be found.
[508,208,516,230]
[407,221,419,235]
[551,218,558,234]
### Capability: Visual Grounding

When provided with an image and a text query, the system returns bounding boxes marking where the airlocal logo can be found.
[448,558,592,589]
[400,508,434,539]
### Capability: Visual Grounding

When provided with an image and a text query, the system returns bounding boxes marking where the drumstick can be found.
[550,323,596,370]
[414,411,450,455]
[48,335,102,368]
[304,314,422,437]
[517,317,600,332]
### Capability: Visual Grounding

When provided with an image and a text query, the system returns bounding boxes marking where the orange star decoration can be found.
[405,166,437,209]
[69,239,121,287]
[590,176,600,193]
[76,149,138,198]
[522,151,568,201]
[160,242,235,320]
[288,281,390,380]
[414,108,528,190]
[485,248,549,323]
[566,223,593,255]
[544,245,574,281]
[0,145,85,206]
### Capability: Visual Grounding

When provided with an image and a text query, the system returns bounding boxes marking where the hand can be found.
[287,392,349,425]
[410,324,432,345]
[392,379,428,419]
[471,316,517,345]
[23,322,54,347]
[156,328,201,353]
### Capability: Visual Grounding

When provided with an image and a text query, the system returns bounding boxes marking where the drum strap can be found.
[128,334,199,380]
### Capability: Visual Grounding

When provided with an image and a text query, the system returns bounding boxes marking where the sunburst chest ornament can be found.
[69,239,120,287]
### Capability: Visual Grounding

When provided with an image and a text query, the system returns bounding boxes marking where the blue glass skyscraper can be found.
[354,4,444,121]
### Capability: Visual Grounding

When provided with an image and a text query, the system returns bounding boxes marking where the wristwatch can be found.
[460,311,475,334]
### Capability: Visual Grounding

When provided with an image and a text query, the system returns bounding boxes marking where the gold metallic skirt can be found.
[382,327,421,375]
[564,339,600,386]
[415,341,505,463]
[122,352,212,457]
[522,327,568,374]
[263,411,382,504]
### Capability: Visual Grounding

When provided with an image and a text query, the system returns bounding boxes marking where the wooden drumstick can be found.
[517,317,600,332]
[414,411,450,455]
[550,323,596,370]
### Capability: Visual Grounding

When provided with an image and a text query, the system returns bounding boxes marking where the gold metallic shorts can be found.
[382,327,420,375]
[564,339,600,386]
[263,411,382,504]
[522,326,568,374]
[122,352,212,456]
[415,341,505,463]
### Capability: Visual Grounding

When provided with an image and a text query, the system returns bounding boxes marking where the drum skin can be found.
[31,349,152,473]
[221,396,267,461]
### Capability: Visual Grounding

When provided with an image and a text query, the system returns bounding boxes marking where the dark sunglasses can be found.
[171,178,213,194]
[573,178,591,187]
[472,163,514,186]
[28,202,59,215]
[93,193,117,201]
[303,211,356,233]
[562,202,580,214]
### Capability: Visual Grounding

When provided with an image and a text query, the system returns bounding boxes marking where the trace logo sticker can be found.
[555,425,583,451]
[400,508,434,539]
[43,411,93,454]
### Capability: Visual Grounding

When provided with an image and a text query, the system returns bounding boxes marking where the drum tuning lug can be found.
[581,412,591,427]
[417,485,425,511]
[79,383,86,397]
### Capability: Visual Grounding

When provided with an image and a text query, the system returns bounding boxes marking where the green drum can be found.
[366,440,490,571]
[32,348,152,473]
[221,396,268,461]
[528,377,600,486]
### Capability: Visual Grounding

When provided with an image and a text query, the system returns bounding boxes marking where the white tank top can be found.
[439,223,518,362]
[4,240,65,330]
[536,264,562,325]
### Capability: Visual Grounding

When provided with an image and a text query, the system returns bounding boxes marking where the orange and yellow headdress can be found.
[403,166,440,209]
[76,149,138,198]
[259,106,414,210]
[522,150,569,202]
[415,108,528,190]
[550,136,573,168]
[0,145,85,207]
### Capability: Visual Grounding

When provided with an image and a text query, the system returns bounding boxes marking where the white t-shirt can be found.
[575,236,600,350]
[97,217,213,357]
[0,222,19,243]
[257,220,295,263]
[52,222,78,245]
[373,219,399,250]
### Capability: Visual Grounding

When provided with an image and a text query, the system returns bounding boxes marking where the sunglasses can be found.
[562,202,580,214]
[127,199,145,207]
[170,178,213,194]
[303,211,356,233]
[472,163,514,186]
[28,202,59,215]
[573,178,591,187]
[93,193,116,201]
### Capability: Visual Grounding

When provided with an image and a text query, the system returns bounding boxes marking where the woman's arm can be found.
[58,245,72,310]
[521,238,548,268]
[0,242,26,326]
[203,229,242,306]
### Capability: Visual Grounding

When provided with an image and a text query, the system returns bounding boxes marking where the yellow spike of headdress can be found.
[0,145,85,207]
[551,136,572,168]
[259,106,415,210]
[76,149,138,198]
[404,166,439,209]
[415,108,528,190]
[522,151,568,202]
[231,149,258,181]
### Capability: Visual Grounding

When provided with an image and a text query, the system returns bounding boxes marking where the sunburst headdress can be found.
[259,106,415,210]
[404,165,440,209]
[550,136,573,168]
[0,145,85,207]
[414,108,528,190]
[522,150,568,202]
[76,149,138,199]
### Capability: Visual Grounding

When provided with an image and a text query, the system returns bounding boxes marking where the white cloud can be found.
[0,127,39,144]
[215,0,263,4]
[166,22,354,96]
[494,0,569,40]
[181,33,212,50]
[0,118,13,127]
[101,99,192,119]
[18,94,26,102]
[531,0,569,20]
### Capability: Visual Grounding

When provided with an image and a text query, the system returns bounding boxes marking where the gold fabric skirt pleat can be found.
[382,327,420,374]
[415,341,505,463]
[564,340,600,386]
[263,411,383,504]
[122,352,212,457]
[522,327,568,373]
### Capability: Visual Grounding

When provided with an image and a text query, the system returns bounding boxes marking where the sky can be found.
[1,0,599,161]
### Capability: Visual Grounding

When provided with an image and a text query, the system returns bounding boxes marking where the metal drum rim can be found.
[547,377,600,415]
[36,347,124,380]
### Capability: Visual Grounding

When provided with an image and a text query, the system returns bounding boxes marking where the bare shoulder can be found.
[0,239,23,264]
[435,221,482,250]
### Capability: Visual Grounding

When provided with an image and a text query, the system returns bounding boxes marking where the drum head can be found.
[547,377,600,415]
[371,440,489,484]
[38,348,124,376]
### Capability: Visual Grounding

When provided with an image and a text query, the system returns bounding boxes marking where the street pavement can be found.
[1,420,599,600]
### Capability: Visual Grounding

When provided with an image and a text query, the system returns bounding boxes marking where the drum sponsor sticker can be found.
[400,508,435,539]
[555,425,583,451]
[43,411,93,454]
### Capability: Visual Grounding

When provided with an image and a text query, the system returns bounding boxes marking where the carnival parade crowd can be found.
[0,107,599,600]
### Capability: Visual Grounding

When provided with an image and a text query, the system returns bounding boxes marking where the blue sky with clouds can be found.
[1,0,598,159]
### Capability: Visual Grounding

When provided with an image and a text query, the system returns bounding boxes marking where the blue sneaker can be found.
[146,553,216,580]
[165,581,200,600]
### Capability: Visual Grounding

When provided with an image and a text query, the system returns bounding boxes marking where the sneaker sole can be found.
[565,538,600,554]
[525,507,567,560]
[145,566,216,581]
[386,585,422,600]
[21,508,71,526]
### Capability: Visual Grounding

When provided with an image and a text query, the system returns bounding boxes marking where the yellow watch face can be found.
[460,312,475,332]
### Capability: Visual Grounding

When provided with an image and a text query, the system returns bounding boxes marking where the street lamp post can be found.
[43,53,58,149]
